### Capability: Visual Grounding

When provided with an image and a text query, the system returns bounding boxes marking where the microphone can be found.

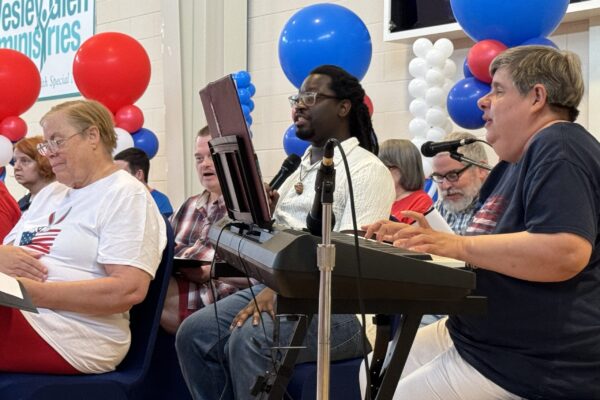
[268,153,301,190]
[306,140,336,236]
[420,138,478,157]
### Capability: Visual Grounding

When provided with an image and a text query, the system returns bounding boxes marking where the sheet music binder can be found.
[0,275,38,313]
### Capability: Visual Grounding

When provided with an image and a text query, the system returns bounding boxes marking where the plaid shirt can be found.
[434,198,479,236]
[170,191,237,306]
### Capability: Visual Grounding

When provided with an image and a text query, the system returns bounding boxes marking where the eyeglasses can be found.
[37,129,86,157]
[288,91,339,107]
[430,164,473,183]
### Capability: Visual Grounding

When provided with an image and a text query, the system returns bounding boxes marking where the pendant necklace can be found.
[294,153,319,195]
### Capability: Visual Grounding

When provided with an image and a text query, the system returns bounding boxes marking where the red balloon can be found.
[467,40,508,83]
[73,32,151,113]
[364,94,374,116]
[0,49,41,121]
[0,116,27,142]
[115,104,144,133]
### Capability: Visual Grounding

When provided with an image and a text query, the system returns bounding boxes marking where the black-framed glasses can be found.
[430,164,473,183]
[37,129,87,157]
[288,91,339,107]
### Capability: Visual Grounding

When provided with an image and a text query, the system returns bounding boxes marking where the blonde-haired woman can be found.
[0,99,166,374]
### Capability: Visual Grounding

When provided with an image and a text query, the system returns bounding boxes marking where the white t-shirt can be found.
[4,171,167,373]
[274,137,395,230]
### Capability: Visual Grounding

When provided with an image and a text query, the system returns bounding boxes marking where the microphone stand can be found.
[449,151,492,171]
[316,178,336,400]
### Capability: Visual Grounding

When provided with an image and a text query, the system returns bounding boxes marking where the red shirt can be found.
[0,182,21,242]
[391,190,433,224]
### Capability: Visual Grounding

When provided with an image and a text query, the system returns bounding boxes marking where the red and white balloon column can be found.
[0,49,41,168]
[73,32,158,158]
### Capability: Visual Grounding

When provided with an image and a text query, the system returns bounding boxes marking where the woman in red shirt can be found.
[378,139,432,224]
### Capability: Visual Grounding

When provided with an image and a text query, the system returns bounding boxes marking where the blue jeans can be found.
[176,284,367,400]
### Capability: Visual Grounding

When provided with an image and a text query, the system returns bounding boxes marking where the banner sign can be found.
[0,0,95,100]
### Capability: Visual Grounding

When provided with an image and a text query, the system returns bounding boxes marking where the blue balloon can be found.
[520,37,559,49]
[237,88,251,105]
[244,113,253,126]
[241,104,251,119]
[247,99,255,112]
[462,58,473,78]
[283,124,310,157]
[132,127,159,159]
[247,83,256,97]
[279,4,372,88]
[233,70,251,88]
[447,78,490,130]
[450,0,568,47]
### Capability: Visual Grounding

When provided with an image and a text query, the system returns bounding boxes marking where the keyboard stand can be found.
[251,295,486,399]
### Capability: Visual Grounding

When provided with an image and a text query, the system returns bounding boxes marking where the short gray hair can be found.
[378,139,425,191]
[490,46,584,122]
[439,132,488,163]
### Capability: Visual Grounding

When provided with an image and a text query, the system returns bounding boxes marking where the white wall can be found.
[4,0,599,206]
[4,0,169,204]
[247,0,597,181]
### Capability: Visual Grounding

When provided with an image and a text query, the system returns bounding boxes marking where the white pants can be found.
[359,318,523,400]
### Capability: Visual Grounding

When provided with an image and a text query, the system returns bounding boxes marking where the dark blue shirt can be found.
[447,122,600,399]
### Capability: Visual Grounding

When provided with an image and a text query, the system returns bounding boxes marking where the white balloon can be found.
[409,98,429,118]
[410,136,433,175]
[421,156,433,177]
[425,48,445,69]
[442,59,457,79]
[413,38,433,58]
[425,86,445,107]
[409,118,429,138]
[113,127,134,156]
[0,135,13,166]
[443,119,454,134]
[442,78,454,96]
[434,38,454,58]
[425,107,448,127]
[408,57,428,78]
[426,126,446,142]
[425,68,445,87]
[408,78,428,99]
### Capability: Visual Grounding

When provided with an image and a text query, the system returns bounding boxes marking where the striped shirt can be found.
[434,198,479,236]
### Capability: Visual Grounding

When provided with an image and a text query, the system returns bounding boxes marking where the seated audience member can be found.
[0,180,20,241]
[431,131,488,235]
[0,99,166,374]
[114,147,174,218]
[378,139,432,223]
[13,136,56,212]
[176,65,395,400]
[364,46,600,399]
[160,126,244,334]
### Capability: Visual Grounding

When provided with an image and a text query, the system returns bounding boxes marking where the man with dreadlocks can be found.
[176,65,395,399]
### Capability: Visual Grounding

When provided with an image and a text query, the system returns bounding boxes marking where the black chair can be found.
[0,224,175,400]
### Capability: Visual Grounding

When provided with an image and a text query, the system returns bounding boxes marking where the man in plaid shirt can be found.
[160,126,247,334]
[431,132,489,236]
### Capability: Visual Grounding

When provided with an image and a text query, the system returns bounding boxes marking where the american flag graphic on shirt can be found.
[19,207,71,254]
[465,195,507,235]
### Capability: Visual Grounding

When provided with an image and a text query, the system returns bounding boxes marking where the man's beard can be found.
[440,181,482,213]
[296,126,314,141]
